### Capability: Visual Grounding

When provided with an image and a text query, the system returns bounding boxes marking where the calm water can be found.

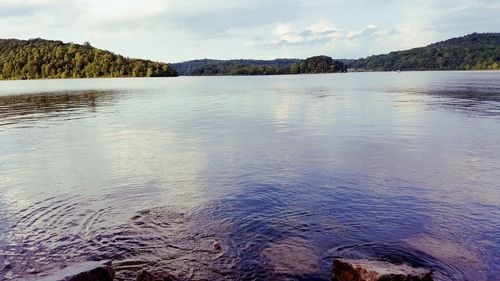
[0,72,499,281]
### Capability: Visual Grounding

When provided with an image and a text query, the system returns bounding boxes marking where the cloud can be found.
[347,25,379,40]
[266,21,383,47]
[267,19,341,46]
[430,0,500,34]
[167,0,303,38]
[0,0,498,61]
[0,0,57,17]
[272,23,292,37]
[308,19,339,34]
[90,0,304,39]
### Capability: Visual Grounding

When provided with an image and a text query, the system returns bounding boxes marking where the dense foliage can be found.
[289,56,347,74]
[350,33,500,71]
[0,38,177,80]
[171,59,299,76]
[3,33,493,80]
[171,57,346,76]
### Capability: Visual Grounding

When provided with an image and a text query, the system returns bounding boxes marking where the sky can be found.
[0,0,499,63]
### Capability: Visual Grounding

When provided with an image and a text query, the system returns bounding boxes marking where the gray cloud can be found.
[88,0,303,39]
[0,0,78,17]
[0,1,45,17]
[430,1,500,34]
[166,0,303,38]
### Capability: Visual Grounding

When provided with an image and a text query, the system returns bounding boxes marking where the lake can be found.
[0,72,499,281]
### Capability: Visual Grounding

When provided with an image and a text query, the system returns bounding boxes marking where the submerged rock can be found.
[332,259,433,281]
[211,240,222,251]
[262,237,319,275]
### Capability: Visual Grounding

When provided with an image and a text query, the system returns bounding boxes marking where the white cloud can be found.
[266,19,342,47]
[272,23,292,37]
[347,25,379,40]
[307,19,338,34]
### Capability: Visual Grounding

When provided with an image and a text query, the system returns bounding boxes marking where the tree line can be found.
[0,38,177,80]
[2,33,496,80]
[171,56,347,76]
[349,33,500,71]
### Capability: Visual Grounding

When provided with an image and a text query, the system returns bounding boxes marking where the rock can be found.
[2,262,12,271]
[136,270,183,281]
[211,241,222,251]
[26,261,44,275]
[262,237,319,275]
[64,264,115,281]
[136,271,155,281]
[35,261,115,281]
[332,259,433,281]
[27,266,43,275]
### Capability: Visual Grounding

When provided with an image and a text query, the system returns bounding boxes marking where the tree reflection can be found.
[0,91,115,126]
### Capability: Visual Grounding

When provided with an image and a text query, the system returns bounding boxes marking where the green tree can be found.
[0,38,177,80]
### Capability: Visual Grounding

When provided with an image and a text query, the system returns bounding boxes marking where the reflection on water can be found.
[0,91,115,127]
[389,71,500,117]
[0,72,499,281]
[403,88,500,117]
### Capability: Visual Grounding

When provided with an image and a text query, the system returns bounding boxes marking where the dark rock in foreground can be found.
[64,263,115,281]
[35,261,115,281]
[332,259,433,281]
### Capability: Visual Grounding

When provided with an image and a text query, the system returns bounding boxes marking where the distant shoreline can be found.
[2,69,500,82]
[1,33,498,81]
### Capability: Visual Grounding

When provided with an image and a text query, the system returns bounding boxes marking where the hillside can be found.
[0,38,177,80]
[2,33,496,80]
[171,59,300,76]
[350,33,500,71]
[171,56,347,76]
[290,56,347,74]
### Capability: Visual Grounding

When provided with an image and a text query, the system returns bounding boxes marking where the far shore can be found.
[2,69,500,82]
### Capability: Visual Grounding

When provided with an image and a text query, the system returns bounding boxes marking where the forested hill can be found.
[350,33,500,71]
[3,33,494,80]
[171,56,347,76]
[171,59,300,76]
[0,38,177,80]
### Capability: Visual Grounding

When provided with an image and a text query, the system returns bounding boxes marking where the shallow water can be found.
[0,72,499,281]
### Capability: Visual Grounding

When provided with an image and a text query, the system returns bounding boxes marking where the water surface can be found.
[0,72,499,280]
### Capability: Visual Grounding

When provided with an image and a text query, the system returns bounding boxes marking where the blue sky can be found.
[0,0,498,62]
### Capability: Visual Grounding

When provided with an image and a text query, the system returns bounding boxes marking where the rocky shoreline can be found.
[42,259,433,281]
